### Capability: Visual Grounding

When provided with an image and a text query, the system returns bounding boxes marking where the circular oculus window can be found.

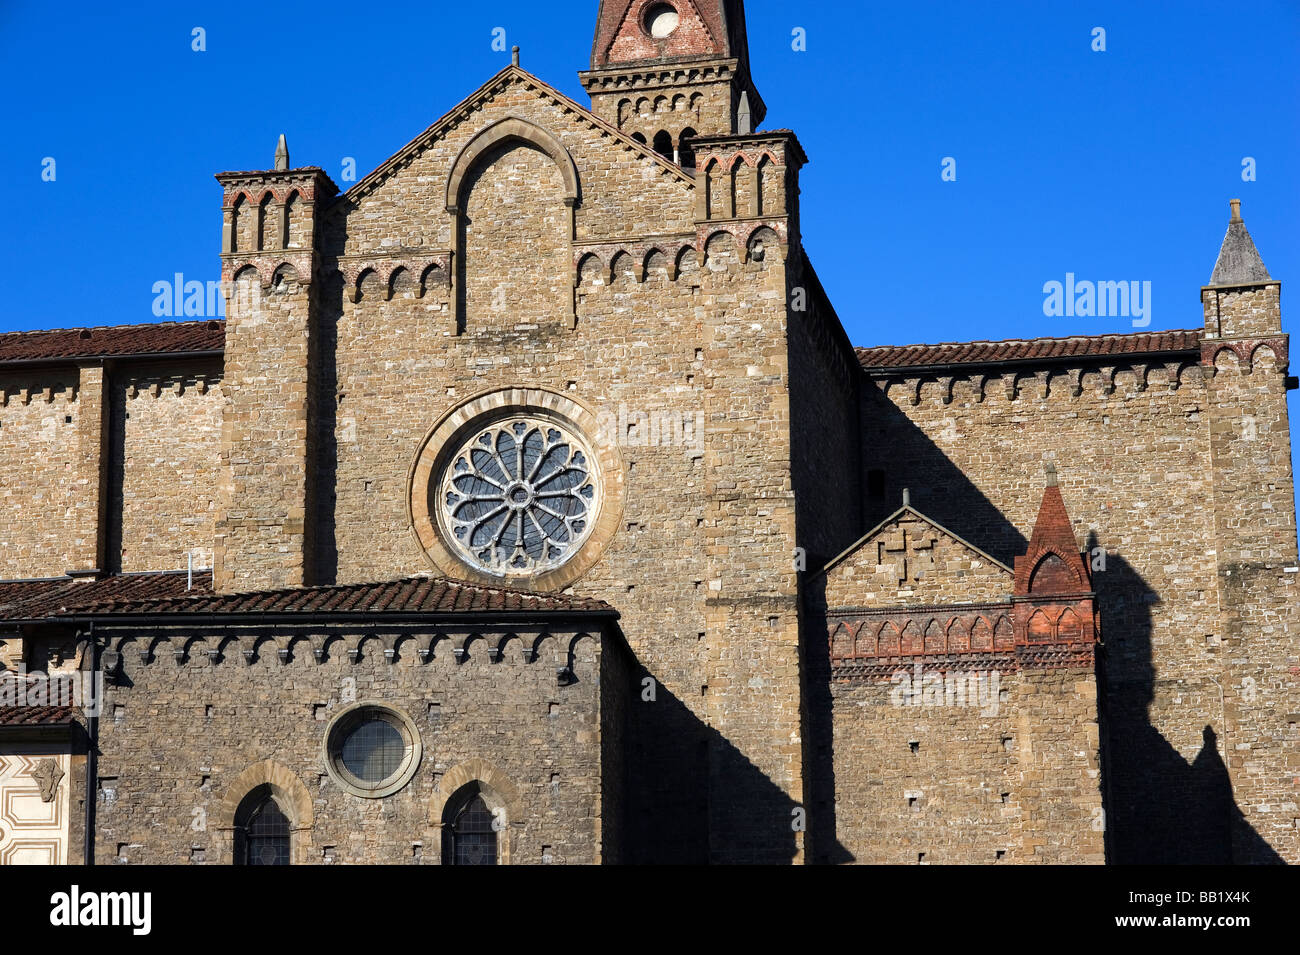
[644,3,680,38]
[438,416,599,577]
[323,703,421,799]
[409,388,626,592]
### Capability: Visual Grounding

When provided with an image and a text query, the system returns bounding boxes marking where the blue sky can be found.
[1,0,1297,510]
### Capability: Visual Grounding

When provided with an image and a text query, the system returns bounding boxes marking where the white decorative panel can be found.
[0,748,70,865]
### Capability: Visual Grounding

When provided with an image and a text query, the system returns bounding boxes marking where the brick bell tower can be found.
[580,0,765,166]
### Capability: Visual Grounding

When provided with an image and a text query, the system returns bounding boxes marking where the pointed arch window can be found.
[443,783,498,865]
[233,786,290,866]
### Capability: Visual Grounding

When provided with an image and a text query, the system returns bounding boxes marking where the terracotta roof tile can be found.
[0,572,612,619]
[0,572,213,622]
[0,702,79,727]
[0,579,69,617]
[0,321,225,365]
[856,329,1202,372]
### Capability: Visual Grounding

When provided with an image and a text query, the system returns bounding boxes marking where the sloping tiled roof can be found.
[856,329,1202,372]
[0,580,70,617]
[0,701,80,727]
[0,572,213,622]
[0,321,225,365]
[0,571,612,620]
[80,575,614,616]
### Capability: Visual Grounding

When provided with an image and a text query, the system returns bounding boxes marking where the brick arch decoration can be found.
[214,759,314,865]
[407,386,627,592]
[1014,544,1086,596]
[428,758,520,865]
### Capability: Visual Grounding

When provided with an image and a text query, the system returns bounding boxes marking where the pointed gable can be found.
[1013,468,1091,597]
[334,65,692,217]
[816,501,1013,609]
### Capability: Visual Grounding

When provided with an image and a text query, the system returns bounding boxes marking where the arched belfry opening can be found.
[582,1,766,142]
[652,129,674,161]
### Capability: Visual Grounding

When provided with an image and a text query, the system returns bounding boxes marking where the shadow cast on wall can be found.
[803,383,1283,865]
[311,272,343,585]
[625,665,830,864]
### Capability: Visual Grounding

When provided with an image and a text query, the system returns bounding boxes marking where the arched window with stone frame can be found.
[233,785,291,866]
[216,759,314,865]
[428,759,520,865]
[442,782,499,866]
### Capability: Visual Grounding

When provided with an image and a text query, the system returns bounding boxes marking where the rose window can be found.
[438,417,598,576]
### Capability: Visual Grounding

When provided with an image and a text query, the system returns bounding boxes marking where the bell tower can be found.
[580,0,765,166]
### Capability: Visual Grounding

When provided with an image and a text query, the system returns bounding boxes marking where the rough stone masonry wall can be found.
[110,361,223,573]
[829,666,1103,864]
[92,627,608,865]
[598,626,634,863]
[821,521,1011,610]
[1203,329,1299,862]
[858,360,1281,862]
[0,370,83,580]
[461,145,570,329]
[786,264,861,569]
[215,271,315,593]
[307,77,805,861]
[1,359,223,581]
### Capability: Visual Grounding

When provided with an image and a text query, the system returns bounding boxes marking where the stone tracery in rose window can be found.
[439,417,598,576]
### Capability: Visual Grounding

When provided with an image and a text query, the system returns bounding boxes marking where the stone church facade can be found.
[0,0,1295,864]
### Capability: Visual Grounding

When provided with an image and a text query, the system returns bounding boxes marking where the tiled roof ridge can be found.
[856,327,1201,355]
[0,570,213,621]
[0,320,226,364]
[856,328,1203,370]
[51,573,613,616]
[0,319,223,341]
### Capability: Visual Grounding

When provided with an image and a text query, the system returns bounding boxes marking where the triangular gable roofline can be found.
[331,64,694,215]
[811,503,1014,583]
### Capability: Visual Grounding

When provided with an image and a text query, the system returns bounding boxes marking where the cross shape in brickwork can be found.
[878,525,939,585]
[913,529,938,580]
[879,529,909,584]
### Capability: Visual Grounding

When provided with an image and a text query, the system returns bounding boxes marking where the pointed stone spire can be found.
[274,134,289,172]
[737,91,753,134]
[1210,198,1270,285]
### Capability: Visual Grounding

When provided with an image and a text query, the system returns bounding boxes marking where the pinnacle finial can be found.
[902,488,911,508]
[737,91,753,135]
[1045,462,1058,487]
[512,46,520,67]
[1230,198,1242,223]
[274,134,289,172]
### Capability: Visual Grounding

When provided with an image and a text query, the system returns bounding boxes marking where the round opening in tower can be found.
[644,3,680,38]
